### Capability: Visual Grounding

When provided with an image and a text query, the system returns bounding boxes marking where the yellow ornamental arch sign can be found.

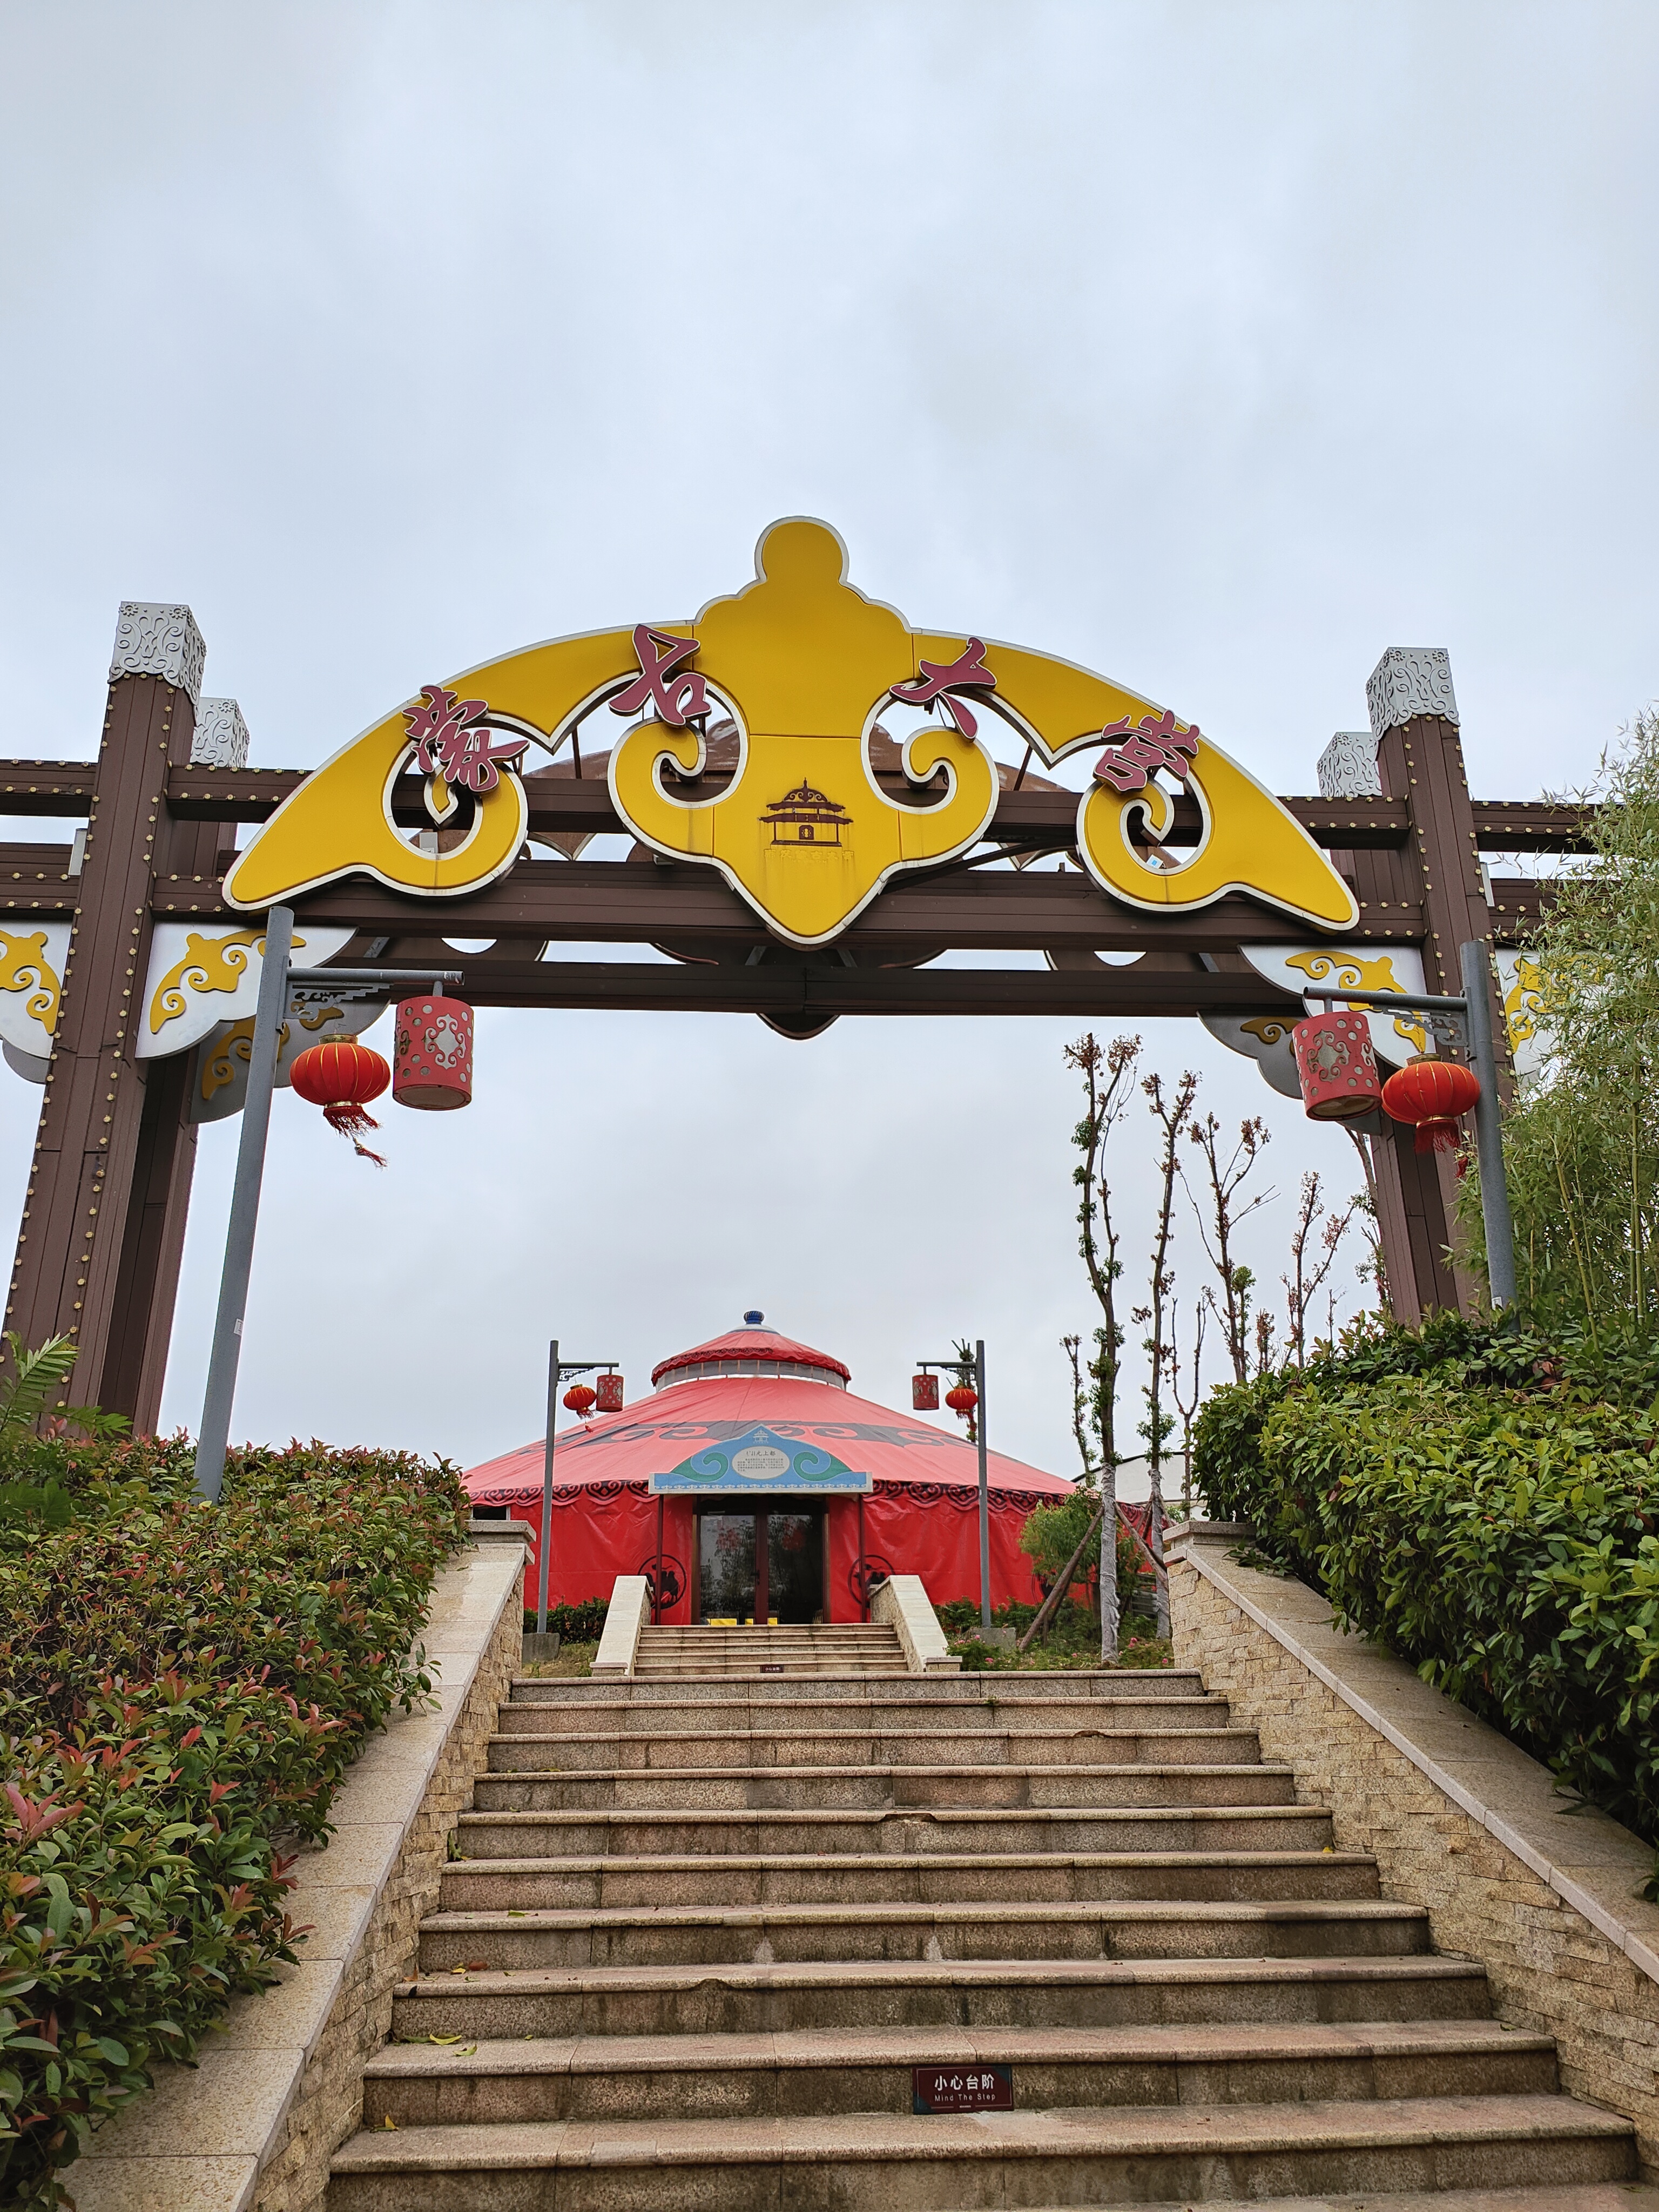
[224,517,1357,942]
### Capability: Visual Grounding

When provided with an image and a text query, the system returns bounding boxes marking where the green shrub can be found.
[1205,1367,1659,1851]
[1017,1497,1156,1624]
[1191,1306,1659,1528]
[521,1599,608,1643]
[0,1431,467,2210]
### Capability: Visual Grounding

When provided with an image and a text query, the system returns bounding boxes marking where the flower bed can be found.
[0,1433,467,2211]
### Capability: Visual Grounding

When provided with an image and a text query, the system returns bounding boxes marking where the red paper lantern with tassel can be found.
[945,1383,979,1417]
[562,1382,597,1418]
[1381,1054,1481,1152]
[290,1040,390,1165]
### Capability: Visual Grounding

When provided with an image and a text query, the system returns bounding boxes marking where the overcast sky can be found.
[1,2,1654,1485]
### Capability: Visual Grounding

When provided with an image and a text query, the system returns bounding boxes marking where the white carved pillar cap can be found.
[1317,731,1381,799]
[190,698,250,770]
[1367,647,1458,738]
[109,602,206,709]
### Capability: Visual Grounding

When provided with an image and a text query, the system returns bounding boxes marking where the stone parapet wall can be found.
[1169,1527,1659,2173]
[76,1523,528,2212]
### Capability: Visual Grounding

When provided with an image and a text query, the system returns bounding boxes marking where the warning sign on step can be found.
[912,2064,1013,2114]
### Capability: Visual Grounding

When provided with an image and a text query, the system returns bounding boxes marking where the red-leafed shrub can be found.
[0,1432,467,2210]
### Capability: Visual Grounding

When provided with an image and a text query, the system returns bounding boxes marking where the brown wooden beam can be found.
[155,766,1596,853]
[149,858,1430,952]
[0,764,98,813]
[449,961,1304,1019]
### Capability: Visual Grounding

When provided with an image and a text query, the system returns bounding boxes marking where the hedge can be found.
[521,1599,608,1643]
[1193,1319,1659,1858]
[0,1431,467,2211]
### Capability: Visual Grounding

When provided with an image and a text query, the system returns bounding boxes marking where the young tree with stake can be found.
[1182,1113,1274,1382]
[1062,1031,1142,1664]
[1138,1069,1198,1638]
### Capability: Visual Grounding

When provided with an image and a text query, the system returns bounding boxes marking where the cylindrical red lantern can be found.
[595,1372,624,1413]
[289,1039,390,1164]
[912,1373,939,1412]
[945,1384,978,1417]
[393,995,474,1111]
[1291,1010,1383,1122]
[563,1382,597,1418]
[1382,1054,1481,1152]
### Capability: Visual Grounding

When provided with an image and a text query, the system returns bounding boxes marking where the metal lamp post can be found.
[535,1341,619,1638]
[1300,938,1518,1307]
[915,1341,991,1635]
[190,912,464,1501]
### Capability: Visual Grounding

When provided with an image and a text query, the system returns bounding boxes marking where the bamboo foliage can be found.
[1462,710,1659,1334]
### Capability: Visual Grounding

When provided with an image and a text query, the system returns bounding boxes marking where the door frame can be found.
[690,1501,829,1623]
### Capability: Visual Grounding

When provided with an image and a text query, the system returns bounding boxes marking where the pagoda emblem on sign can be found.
[762,779,851,848]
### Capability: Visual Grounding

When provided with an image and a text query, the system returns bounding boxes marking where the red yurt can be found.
[465,1316,1086,1623]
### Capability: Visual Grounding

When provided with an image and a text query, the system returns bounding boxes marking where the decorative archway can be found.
[0,524,1573,1421]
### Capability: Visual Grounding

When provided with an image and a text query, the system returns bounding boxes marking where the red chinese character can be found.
[891,637,997,739]
[610,626,710,729]
[1094,709,1201,793]
[404,686,530,793]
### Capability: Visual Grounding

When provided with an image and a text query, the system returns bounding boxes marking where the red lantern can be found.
[945,1384,978,1417]
[1381,1054,1481,1152]
[289,1039,390,1164]
[595,1372,624,1413]
[563,1382,597,1418]
[912,1373,939,1412]
[1291,1010,1383,1122]
[393,995,474,1111]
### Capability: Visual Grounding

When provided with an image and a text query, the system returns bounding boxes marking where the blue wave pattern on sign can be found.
[650,1423,872,1494]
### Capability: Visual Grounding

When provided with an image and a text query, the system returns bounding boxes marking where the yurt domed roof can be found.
[464,1313,1070,1508]
[651,1313,850,1389]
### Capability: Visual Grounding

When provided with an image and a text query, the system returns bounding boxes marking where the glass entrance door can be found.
[698,1513,759,1623]
[767,1510,820,1623]
[696,1508,825,1623]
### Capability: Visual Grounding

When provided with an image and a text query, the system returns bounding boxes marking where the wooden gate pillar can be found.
[1361,648,1508,1321]
[3,604,234,1428]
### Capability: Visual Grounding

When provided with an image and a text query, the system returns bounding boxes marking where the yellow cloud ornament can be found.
[225,515,1356,943]
[1077,738,1359,932]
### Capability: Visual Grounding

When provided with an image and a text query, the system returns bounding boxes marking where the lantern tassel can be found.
[1414,1117,1461,1154]
[322,1101,387,1168]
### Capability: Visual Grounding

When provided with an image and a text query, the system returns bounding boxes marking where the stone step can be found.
[640,1631,901,1644]
[492,1692,1236,1735]
[438,1846,1382,1912]
[388,1953,1494,2042]
[507,1669,1211,1703]
[997,2194,1659,2212]
[328,2090,1635,2210]
[455,1800,1338,1858]
[415,1897,1431,1972]
[360,2019,1558,2128]
[628,1663,915,1672]
[484,1725,1264,1771]
[468,1761,1299,1813]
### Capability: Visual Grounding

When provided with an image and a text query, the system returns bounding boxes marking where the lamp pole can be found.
[916,1344,992,1636]
[536,1341,619,1636]
[191,919,464,1501]
[1300,938,1516,1307]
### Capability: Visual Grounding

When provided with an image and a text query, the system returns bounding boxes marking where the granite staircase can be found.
[632,1622,910,1678]
[328,1660,1647,2210]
